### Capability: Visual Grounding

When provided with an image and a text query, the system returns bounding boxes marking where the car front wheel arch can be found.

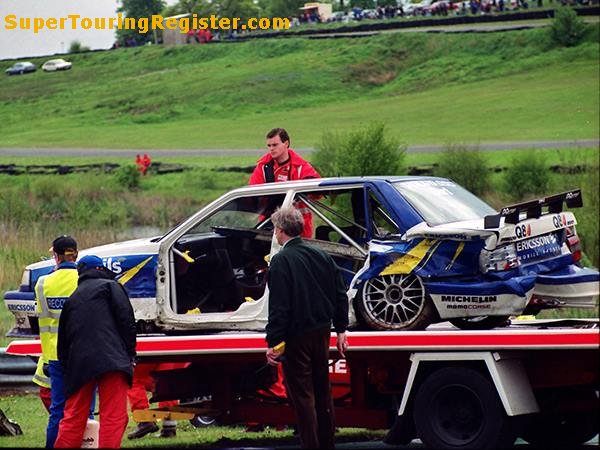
[354,273,436,331]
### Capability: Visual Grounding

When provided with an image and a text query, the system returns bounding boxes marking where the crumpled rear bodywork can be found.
[351,227,599,320]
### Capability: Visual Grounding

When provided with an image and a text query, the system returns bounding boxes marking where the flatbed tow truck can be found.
[7,319,599,449]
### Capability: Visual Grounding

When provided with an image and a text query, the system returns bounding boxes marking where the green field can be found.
[0,392,386,448]
[0,25,598,148]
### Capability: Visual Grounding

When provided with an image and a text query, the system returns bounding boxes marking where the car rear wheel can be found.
[355,273,434,330]
[449,316,511,330]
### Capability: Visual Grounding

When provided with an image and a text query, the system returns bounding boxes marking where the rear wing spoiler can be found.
[484,189,582,229]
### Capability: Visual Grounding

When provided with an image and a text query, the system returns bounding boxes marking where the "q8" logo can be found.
[515,224,531,239]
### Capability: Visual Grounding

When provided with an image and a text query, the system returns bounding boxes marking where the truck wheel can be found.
[414,366,517,449]
[449,315,511,330]
[520,391,599,447]
[356,273,434,331]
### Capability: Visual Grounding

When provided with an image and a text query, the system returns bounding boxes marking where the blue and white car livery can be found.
[4,177,598,336]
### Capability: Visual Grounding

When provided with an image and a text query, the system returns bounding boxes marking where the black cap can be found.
[50,235,78,256]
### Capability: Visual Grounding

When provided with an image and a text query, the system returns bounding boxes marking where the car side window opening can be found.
[297,188,367,243]
[367,191,399,238]
[170,194,285,315]
[296,188,368,285]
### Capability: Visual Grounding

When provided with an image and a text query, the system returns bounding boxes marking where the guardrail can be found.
[0,348,36,388]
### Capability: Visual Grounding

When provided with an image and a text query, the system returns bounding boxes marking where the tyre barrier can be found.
[0,348,36,388]
[0,162,189,176]
[0,162,590,178]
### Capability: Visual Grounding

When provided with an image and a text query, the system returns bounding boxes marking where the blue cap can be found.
[77,255,105,272]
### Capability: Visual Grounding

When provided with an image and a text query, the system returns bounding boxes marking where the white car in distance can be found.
[42,58,72,72]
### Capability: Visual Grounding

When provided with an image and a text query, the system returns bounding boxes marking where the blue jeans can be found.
[46,361,97,448]
[46,360,65,448]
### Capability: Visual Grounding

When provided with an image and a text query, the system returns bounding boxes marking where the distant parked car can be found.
[410,0,435,15]
[328,11,349,22]
[361,9,379,18]
[5,62,36,75]
[42,58,72,72]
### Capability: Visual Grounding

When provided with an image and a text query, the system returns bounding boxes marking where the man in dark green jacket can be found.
[266,206,349,449]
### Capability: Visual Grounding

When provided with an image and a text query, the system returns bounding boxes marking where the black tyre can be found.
[189,415,216,428]
[450,315,511,330]
[414,366,517,449]
[356,273,434,330]
[521,391,599,447]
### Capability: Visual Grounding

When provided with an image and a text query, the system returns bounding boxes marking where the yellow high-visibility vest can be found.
[34,265,78,362]
[32,356,50,388]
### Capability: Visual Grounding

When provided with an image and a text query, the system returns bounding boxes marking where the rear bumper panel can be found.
[533,266,599,308]
[426,265,599,319]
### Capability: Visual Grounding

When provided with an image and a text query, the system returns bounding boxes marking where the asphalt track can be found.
[0,139,597,159]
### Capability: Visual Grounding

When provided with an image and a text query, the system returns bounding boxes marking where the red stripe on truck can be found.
[7,328,598,357]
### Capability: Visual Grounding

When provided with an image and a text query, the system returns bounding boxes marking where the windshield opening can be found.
[394,179,496,226]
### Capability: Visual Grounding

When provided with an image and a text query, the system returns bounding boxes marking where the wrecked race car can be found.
[4,177,598,336]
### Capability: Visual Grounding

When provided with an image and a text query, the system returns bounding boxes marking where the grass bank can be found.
[0,26,598,148]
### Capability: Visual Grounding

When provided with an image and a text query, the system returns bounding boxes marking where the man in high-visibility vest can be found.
[36,235,79,449]
[32,356,52,412]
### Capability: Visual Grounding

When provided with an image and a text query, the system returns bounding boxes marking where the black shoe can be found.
[159,425,177,438]
[127,421,159,440]
[0,408,22,436]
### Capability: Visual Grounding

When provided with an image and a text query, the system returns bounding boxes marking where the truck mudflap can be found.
[425,277,535,319]
[533,265,600,308]
[398,351,540,417]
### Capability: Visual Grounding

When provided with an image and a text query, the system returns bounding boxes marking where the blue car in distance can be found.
[3,177,599,337]
[5,61,36,75]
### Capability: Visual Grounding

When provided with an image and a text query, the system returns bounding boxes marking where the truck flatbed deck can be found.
[7,320,599,449]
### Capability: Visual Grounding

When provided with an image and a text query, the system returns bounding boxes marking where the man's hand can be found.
[266,347,282,366]
[336,332,348,358]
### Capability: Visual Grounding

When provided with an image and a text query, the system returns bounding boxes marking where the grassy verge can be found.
[0,392,386,448]
[0,26,598,148]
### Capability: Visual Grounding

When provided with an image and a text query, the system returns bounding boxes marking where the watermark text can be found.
[4,14,290,34]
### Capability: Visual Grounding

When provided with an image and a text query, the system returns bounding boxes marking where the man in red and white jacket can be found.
[249,128,320,238]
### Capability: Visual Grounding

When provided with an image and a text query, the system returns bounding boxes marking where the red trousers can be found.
[257,364,287,399]
[54,371,129,449]
[40,386,52,412]
[128,363,187,411]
